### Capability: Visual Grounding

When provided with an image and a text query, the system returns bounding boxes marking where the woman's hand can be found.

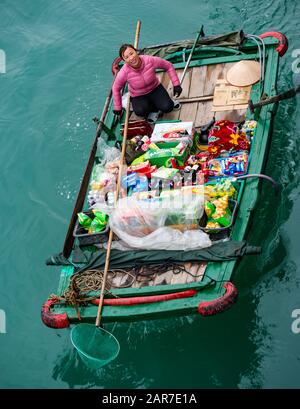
[113,109,123,116]
[173,85,182,97]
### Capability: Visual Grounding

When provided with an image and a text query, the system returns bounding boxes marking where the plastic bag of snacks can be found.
[240,120,257,141]
[204,179,236,200]
[208,152,248,177]
[77,209,108,233]
[126,135,151,163]
[109,195,211,250]
[208,120,250,155]
[97,140,121,165]
[204,195,232,228]
[110,193,205,237]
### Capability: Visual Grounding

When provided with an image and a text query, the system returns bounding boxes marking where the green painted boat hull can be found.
[43,34,282,327]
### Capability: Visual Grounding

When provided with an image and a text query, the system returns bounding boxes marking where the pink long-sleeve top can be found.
[112,55,180,111]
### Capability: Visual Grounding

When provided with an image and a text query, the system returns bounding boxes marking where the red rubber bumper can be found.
[197,282,238,316]
[259,31,288,57]
[41,299,70,329]
[91,290,197,306]
[111,56,123,76]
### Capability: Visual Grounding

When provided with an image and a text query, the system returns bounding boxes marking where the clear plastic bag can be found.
[109,226,211,251]
[97,140,121,166]
[109,194,212,250]
[90,165,116,192]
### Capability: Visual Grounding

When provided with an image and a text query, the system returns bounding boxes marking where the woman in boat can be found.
[112,44,182,118]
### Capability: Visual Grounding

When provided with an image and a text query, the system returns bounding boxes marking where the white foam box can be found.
[150,121,194,146]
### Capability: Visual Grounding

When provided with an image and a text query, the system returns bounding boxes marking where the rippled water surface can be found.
[1,0,300,388]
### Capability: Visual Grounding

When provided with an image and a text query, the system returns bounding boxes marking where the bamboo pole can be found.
[95,20,142,327]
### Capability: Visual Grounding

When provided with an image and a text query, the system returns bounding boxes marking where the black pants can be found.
[131,84,174,117]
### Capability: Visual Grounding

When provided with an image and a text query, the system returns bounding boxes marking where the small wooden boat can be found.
[42,30,287,329]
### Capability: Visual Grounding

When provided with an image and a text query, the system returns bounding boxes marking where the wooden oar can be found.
[180,26,204,85]
[71,21,142,370]
[249,85,300,113]
[95,19,141,327]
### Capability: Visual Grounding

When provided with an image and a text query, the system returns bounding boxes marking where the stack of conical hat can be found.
[226,60,261,87]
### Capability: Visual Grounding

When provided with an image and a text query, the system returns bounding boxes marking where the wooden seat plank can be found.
[189,66,207,98]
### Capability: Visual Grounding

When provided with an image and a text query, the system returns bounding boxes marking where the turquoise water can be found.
[1,0,300,388]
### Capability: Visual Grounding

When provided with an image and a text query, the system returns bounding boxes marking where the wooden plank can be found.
[176,68,192,98]
[161,109,180,121]
[179,95,213,103]
[189,66,207,98]
[179,102,198,123]
[160,71,173,95]
[109,271,126,288]
[191,63,225,127]
[195,100,214,127]
[194,262,207,282]
[153,268,174,286]
[130,111,144,121]
[214,108,247,122]
[178,262,193,284]
[203,63,224,95]
[131,265,157,288]
[170,269,186,285]
[186,263,200,283]
[156,71,164,82]
[221,62,236,80]
[171,262,192,284]
[212,103,248,112]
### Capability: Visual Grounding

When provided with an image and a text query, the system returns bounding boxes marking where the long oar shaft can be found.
[95,20,141,327]
[180,27,203,85]
[249,85,300,112]
[62,90,113,258]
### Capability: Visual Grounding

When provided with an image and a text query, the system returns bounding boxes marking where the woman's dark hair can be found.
[119,44,137,59]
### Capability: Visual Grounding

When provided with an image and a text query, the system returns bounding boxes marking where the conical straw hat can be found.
[226,60,261,87]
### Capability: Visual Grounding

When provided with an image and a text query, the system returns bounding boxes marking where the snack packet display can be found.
[77,210,108,234]
[240,120,257,141]
[204,179,236,200]
[208,120,250,155]
[208,152,248,177]
[88,213,108,234]
[204,195,232,228]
